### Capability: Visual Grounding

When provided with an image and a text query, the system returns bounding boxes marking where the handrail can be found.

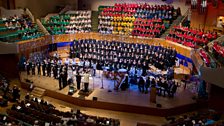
[180,8,190,26]
[44,13,58,21]
[208,35,224,52]
[36,19,50,35]
[198,24,215,30]
[59,5,72,14]
[25,8,35,23]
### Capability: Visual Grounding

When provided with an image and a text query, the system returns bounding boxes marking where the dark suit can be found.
[76,74,81,90]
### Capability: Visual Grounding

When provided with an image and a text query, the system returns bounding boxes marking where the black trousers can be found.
[32,69,35,75]
[59,78,62,89]
[43,69,45,76]
[84,83,89,92]
[38,69,41,75]
[77,81,80,90]
[47,70,51,77]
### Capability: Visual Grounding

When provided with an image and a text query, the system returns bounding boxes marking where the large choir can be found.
[68,39,178,96]
[70,39,177,72]
[22,39,178,96]
[43,11,92,35]
[98,3,181,37]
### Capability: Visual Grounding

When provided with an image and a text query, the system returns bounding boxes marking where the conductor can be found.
[83,70,90,92]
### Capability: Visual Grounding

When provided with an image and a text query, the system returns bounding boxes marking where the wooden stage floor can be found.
[20,70,196,110]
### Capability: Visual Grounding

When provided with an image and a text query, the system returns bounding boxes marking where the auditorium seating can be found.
[132,18,165,38]
[5,97,120,126]
[98,3,181,37]
[212,41,224,65]
[163,109,223,126]
[0,74,21,106]
[213,42,224,58]
[199,49,211,67]
[0,74,9,107]
[0,15,44,42]
[166,26,218,48]
[0,113,24,126]
[42,11,92,35]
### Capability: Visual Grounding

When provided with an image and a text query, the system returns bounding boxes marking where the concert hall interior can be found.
[0,0,224,126]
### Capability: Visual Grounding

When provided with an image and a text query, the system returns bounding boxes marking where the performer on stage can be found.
[83,70,90,92]
[53,64,58,79]
[42,60,46,76]
[46,61,51,77]
[138,76,145,93]
[92,61,96,76]
[26,61,30,75]
[62,71,67,88]
[37,61,41,75]
[58,71,63,90]
[31,62,35,75]
[75,72,82,90]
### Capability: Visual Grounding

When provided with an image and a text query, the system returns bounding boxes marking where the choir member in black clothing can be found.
[37,61,41,75]
[62,71,67,88]
[42,61,46,76]
[31,62,35,75]
[145,76,151,93]
[161,79,168,97]
[76,72,81,90]
[120,74,129,91]
[58,72,63,90]
[47,62,51,77]
[53,65,58,79]
[142,61,148,76]
[26,62,30,75]
[169,80,178,97]
[138,76,145,93]
[157,78,162,96]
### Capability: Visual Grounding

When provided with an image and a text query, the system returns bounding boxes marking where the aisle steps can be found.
[30,87,46,98]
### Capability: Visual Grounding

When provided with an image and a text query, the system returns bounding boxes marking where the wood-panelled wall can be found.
[191,0,224,31]
[0,0,15,9]
[15,0,78,18]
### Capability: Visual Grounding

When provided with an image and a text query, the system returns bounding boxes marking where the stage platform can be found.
[19,70,200,116]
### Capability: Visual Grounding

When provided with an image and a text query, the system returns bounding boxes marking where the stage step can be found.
[91,11,99,32]
[30,87,46,98]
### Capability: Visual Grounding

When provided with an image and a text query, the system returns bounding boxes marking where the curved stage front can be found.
[20,71,202,117]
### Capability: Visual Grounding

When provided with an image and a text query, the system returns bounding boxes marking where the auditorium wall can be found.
[0,42,18,54]
[0,54,19,78]
[15,0,78,18]
[0,0,8,9]
[0,0,15,9]
[190,0,224,30]
[78,0,190,15]
[209,84,224,112]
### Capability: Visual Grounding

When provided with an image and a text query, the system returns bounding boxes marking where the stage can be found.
[19,66,202,116]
